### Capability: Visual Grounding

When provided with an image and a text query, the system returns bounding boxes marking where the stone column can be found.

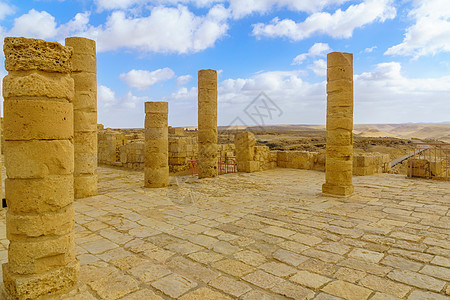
[65,37,97,199]
[198,69,218,178]
[322,52,354,196]
[144,102,169,187]
[2,37,79,299]
[235,132,258,172]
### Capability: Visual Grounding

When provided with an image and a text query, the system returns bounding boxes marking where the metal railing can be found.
[188,156,238,176]
[407,143,449,180]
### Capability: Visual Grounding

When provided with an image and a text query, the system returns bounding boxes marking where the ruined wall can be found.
[235,132,276,172]
[120,141,144,170]
[353,153,391,176]
[277,151,326,171]
[2,37,78,299]
[169,136,198,173]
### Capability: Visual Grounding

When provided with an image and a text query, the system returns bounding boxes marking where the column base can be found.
[2,260,79,300]
[322,183,354,197]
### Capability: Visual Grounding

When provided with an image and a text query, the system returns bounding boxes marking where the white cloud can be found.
[292,42,330,65]
[91,5,229,53]
[252,0,396,41]
[385,0,450,58]
[176,74,193,85]
[229,0,350,19]
[0,2,15,20]
[364,46,377,53]
[98,85,150,109]
[354,62,450,123]
[9,9,58,39]
[95,0,144,12]
[98,85,117,108]
[309,59,327,76]
[120,68,175,90]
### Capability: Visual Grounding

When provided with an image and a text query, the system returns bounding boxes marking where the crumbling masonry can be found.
[322,52,354,196]
[65,37,98,199]
[2,38,79,299]
[144,101,169,188]
[198,69,218,178]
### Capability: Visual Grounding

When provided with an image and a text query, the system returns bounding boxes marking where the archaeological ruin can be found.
[65,37,98,199]
[144,102,169,188]
[0,37,448,300]
[322,52,355,197]
[2,37,79,299]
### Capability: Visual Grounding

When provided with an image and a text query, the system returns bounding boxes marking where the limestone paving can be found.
[0,166,448,299]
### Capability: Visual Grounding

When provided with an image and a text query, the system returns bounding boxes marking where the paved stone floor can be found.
[0,166,449,299]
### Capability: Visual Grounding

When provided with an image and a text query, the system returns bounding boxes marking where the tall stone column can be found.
[145,102,169,187]
[65,37,98,198]
[2,37,79,299]
[322,52,354,196]
[198,69,218,178]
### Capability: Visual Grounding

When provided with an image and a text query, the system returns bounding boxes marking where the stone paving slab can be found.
[0,166,449,299]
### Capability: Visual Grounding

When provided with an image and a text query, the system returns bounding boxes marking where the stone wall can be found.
[235,132,276,172]
[277,151,326,171]
[353,153,391,176]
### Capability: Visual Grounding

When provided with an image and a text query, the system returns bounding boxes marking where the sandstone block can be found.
[4,37,72,73]
[71,72,96,93]
[327,66,353,81]
[8,233,76,275]
[3,73,74,101]
[6,206,74,240]
[145,101,168,114]
[145,128,168,140]
[2,260,79,300]
[74,174,98,199]
[145,114,168,128]
[322,183,354,196]
[74,131,97,154]
[74,152,97,174]
[327,79,353,94]
[4,99,73,140]
[327,52,353,68]
[74,110,97,132]
[5,140,74,178]
[73,91,96,111]
[144,167,169,188]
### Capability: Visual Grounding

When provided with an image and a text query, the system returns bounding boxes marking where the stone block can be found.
[4,99,73,140]
[144,167,169,188]
[322,183,354,197]
[145,101,168,114]
[4,37,72,73]
[2,260,79,300]
[6,206,74,240]
[71,72,96,93]
[3,73,74,101]
[74,111,97,132]
[327,66,353,81]
[5,140,74,179]
[327,52,352,68]
[5,176,74,215]
[74,174,97,199]
[8,233,76,275]
[73,91,96,111]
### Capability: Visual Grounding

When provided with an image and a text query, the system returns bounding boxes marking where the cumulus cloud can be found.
[91,4,229,53]
[176,74,193,85]
[309,59,327,76]
[252,0,396,41]
[385,0,450,58]
[9,9,58,39]
[0,1,15,20]
[120,68,175,90]
[98,84,150,110]
[292,42,330,65]
[229,0,350,19]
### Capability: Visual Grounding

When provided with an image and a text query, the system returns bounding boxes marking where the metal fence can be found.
[408,143,449,180]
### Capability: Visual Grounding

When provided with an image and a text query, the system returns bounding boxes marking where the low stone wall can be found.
[120,140,144,170]
[169,136,198,173]
[276,150,389,176]
[353,153,391,176]
[277,151,325,171]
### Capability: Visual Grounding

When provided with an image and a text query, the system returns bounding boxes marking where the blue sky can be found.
[0,0,449,128]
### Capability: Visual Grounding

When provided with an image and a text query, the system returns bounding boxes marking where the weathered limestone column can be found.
[198,69,218,178]
[2,37,79,299]
[65,37,97,198]
[322,52,354,196]
[144,102,169,187]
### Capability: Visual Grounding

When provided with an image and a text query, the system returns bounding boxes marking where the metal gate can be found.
[408,143,449,180]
